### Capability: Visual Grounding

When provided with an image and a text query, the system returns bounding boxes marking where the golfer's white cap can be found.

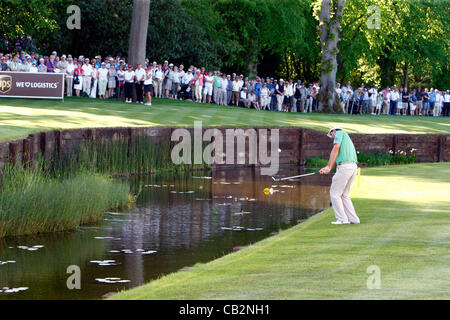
[327,125,342,138]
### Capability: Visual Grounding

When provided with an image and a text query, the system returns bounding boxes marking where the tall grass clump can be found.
[0,163,131,238]
[53,136,211,176]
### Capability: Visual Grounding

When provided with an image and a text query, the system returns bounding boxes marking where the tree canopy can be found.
[0,0,448,88]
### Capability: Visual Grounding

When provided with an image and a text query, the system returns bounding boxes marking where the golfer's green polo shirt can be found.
[334,130,358,165]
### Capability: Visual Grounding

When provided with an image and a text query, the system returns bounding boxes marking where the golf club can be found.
[271,172,318,182]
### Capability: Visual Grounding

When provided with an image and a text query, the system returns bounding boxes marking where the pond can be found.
[0,167,331,300]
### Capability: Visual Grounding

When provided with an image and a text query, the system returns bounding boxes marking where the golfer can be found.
[319,126,360,225]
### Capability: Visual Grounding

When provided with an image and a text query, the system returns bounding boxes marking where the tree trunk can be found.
[128,0,150,67]
[317,0,345,113]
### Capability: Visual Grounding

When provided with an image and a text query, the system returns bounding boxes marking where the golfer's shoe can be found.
[350,221,360,224]
[331,220,350,225]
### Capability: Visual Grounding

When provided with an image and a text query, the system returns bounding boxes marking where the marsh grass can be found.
[0,136,210,237]
[0,162,131,238]
[51,136,210,177]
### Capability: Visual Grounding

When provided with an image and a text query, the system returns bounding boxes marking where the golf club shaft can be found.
[272,172,318,181]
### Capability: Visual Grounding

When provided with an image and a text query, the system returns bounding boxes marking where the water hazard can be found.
[0,167,331,299]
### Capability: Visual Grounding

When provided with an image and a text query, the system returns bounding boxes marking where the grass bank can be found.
[0,164,132,238]
[111,162,450,299]
[0,97,449,141]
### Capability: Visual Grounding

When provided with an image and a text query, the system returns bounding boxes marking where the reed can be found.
[51,136,211,177]
[0,164,131,238]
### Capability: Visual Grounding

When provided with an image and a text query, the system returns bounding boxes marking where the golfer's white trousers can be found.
[330,162,360,223]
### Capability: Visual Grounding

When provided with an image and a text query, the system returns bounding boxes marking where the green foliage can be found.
[337,0,450,88]
[305,157,329,167]
[306,148,417,168]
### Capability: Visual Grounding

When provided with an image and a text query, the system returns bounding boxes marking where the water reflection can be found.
[0,167,330,300]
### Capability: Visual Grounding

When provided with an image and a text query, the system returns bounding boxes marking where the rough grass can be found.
[111,162,450,300]
[0,97,449,141]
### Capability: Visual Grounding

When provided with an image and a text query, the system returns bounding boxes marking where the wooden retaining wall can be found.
[0,127,448,169]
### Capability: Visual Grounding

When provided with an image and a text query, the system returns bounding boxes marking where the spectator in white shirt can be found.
[143,67,153,106]
[135,63,146,104]
[66,57,75,96]
[82,59,93,96]
[369,85,378,115]
[29,62,38,73]
[97,63,109,99]
[389,86,400,115]
[124,65,135,103]
[219,74,228,106]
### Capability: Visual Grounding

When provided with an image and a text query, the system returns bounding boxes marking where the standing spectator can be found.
[203,72,214,103]
[335,83,342,102]
[98,62,109,99]
[231,76,241,106]
[226,74,233,105]
[219,74,228,106]
[66,57,75,97]
[422,88,430,116]
[46,54,57,73]
[415,87,424,115]
[21,58,31,72]
[19,51,27,63]
[108,65,117,98]
[270,79,278,111]
[409,90,417,116]
[429,89,436,116]
[254,78,263,107]
[213,71,222,104]
[153,64,163,98]
[294,81,302,112]
[117,65,125,99]
[285,79,295,112]
[171,66,181,99]
[305,83,314,113]
[73,62,83,97]
[389,86,400,115]
[124,65,135,103]
[375,89,383,115]
[29,61,38,73]
[343,90,352,114]
[180,69,193,100]
[434,90,443,116]
[9,55,21,71]
[381,87,390,115]
[443,90,450,117]
[164,63,174,98]
[82,58,93,96]
[89,63,98,99]
[362,88,370,114]
[194,70,203,103]
[135,63,146,104]
[143,66,153,106]
[58,55,68,74]
[369,85,378,115]
[399,88,409,115]
[276,79,285,111]
[260,83,270,110]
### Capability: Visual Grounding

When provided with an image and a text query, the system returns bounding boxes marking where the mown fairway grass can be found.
[111,163,450,300]
[0,97,449,141]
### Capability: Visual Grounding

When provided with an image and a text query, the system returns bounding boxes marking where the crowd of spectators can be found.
[1,50,449,116]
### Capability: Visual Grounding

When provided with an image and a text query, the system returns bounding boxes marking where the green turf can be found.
[111,162,450,300]
[0,97,449,142]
